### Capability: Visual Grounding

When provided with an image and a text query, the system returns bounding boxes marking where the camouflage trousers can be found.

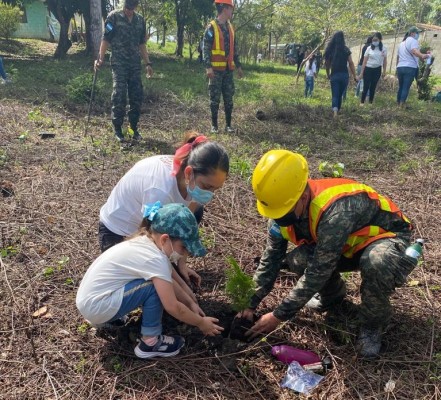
[111,63,143,129]
[285,237,417,328]
[208,69,235,127]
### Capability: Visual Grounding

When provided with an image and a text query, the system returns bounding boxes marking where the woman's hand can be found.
[190,302,205,317]
[177,260,201,287]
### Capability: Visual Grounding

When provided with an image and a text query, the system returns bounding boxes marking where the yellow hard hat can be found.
[252,150,309,219]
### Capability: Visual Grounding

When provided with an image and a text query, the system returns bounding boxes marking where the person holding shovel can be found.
[239,150,418,359]
[94,0,153,142]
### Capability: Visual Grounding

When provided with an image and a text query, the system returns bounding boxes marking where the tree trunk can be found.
[176,23,185,57]
[47,0,73,59]
[89,0,102,59]
[54,18,71,59]
[161,23,166,47]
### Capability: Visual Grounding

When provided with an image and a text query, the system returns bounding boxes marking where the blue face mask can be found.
[414,33,419,40]
[372,41,379,47]
[187,175,214,204]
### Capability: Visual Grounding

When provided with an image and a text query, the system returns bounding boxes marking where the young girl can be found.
[77,202,223,359]
[304,53,317,98]
[357,32,387,105]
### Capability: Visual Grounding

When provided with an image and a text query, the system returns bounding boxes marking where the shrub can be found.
[0,4,22,40]
[66,73,104,104]
[224,257,256,312]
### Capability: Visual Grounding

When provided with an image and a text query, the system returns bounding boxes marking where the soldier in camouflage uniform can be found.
[240,150,418,358]
[203,0,243,134]
[95,0,153,142]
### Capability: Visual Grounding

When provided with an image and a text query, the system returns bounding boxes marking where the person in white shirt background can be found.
[396,26,430,107]
[357,32,387,105]
[304,52,318,98]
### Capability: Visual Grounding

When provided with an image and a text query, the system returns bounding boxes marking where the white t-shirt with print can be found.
[100,155,190,236]
[305,60,317,77]
[76,235,172,325]
[364,45,387,68]
[397,37,419,68]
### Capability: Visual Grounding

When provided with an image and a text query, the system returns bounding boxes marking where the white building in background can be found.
[349,24,441,76]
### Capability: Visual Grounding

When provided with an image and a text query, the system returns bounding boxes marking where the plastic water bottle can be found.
[426,52,432,65]
[271,345,321,366]
[405,239,424,260]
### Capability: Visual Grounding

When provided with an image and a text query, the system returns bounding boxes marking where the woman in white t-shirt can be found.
[304,53,317,98]
[99,131,229,283]
[77,202,224,359]
[357,32,387,105]
[396,26,430,107]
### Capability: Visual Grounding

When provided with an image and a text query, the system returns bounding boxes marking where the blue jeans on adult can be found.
[304,76,314,97]
[105,279,163,337]
[396,66,417,104]
[330,72,349,111]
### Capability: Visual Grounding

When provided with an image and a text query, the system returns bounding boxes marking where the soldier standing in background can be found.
[95,0,153,142]
[203,0,243,134]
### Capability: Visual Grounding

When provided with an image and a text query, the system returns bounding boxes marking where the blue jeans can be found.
[107,279,163,336]
[330,72,349,111]
[396,67,417,104]
[304,76,314,97]
[0,57,7,80]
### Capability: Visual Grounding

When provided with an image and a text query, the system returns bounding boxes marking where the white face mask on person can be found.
[414,33,420,40]
[162,240,184,264]
[372,40,380,47]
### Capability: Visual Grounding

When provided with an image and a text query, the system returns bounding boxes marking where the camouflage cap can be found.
[149,203,207,257]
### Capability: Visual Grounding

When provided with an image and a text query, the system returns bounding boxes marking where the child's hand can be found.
[198,317,224,336]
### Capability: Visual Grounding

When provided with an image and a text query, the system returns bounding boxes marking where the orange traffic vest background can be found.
[280,178,411,258]
[209,20,235,71]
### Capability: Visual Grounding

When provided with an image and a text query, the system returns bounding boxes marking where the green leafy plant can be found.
[319,161,345,177]
[0,246,18,258]
[0,3,22,40]
[225,257,256,312]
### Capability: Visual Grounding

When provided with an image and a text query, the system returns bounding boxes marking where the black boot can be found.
[129,124,142,141]
[225,106,233,132]
[356,326,383,359]
[113,125,125,142]
[210,105,219,133]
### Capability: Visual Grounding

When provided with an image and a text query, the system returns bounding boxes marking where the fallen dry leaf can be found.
[32,306,48,318]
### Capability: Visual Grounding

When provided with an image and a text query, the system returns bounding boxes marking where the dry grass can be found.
[1,42,440,400]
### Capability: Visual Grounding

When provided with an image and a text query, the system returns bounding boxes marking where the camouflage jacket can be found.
[203,19,241,69]
[103,10,147,66]
[250,190,412,321]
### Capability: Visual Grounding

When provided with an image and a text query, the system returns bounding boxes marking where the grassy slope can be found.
[0,39,440,399]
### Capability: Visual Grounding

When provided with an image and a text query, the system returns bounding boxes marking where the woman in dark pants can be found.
[324,31,357,118]
[357,32,387,105]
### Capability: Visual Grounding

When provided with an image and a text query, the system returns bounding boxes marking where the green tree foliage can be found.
[0,3,22,40]
[224,257,256,312]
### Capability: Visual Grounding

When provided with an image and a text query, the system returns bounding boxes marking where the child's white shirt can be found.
[76,235,172,324]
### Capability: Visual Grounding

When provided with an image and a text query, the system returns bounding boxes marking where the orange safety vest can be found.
[279,178,411,258]
[210,20,235,71]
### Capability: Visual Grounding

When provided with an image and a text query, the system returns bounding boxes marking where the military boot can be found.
[356,326,383,359]
[306,281,346,312]
[114,126,125,142]
[129,125,142,141]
